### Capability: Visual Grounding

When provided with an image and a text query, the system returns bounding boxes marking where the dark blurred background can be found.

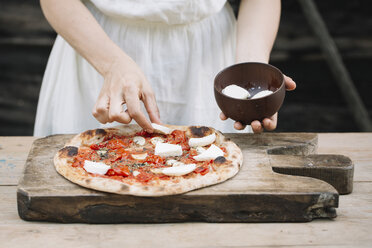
[0,0,371,135]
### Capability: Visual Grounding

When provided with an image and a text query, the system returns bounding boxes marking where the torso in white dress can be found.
[34,0,251,136]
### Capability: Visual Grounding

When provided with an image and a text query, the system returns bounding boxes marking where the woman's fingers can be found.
[234,122,246,130]
[93,94,110,124]
[251,120,263,133]
[124,88,154,132]
[108,91,132,124]
[141,88,161,124]
[219,112,228,120]
[220,113,246,130]
[251,113,278,133]
[221,112,278,132]
[234,121,245,130]
[262,113,277,131]
[284,75,296,91]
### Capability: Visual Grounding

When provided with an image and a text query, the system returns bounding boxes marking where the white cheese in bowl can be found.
[251,90,273,99]
[222,84,250,99]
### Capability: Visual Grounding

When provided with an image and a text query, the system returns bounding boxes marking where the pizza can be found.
[54,124,243,196]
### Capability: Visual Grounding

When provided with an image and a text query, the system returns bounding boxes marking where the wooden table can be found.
[0,133,371,247]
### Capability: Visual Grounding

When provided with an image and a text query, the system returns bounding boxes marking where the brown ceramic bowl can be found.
[214,62,285,125]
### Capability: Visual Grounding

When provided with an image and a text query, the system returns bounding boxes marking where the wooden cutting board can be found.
[17,133,353,223]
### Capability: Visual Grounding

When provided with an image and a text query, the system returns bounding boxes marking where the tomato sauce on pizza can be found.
[70,129,226,184]
[54,124,242,196]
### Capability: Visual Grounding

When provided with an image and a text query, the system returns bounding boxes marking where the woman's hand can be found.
[92,57,161,132]
[219,75,296,133]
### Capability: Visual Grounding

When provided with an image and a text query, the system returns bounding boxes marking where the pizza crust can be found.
[54,124,243,196]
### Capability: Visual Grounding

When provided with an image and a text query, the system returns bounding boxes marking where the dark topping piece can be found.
[81,128,107,140]
[214,156,226,164]
[95,129,107,136]
[131,163,146,168]
[59,146,78,157]
[97,149,108,159]
[80,129,94,139]
[190,126,211,137]
[85,130,94,136]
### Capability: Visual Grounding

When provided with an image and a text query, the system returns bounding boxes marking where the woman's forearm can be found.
[236,0,281,63]
[40,0,130,76]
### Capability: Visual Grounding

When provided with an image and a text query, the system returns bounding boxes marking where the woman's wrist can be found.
[97,48,134,78]
[235,51,269,64]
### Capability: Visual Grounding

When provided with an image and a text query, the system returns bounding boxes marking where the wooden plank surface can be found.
[17,133,347,223]
[0,137,37,185]
[0,133,371,247]
[1,182,372,247]
[318,133,372,182]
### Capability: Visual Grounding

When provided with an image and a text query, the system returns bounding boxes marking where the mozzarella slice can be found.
[167,160,183,167]
[251,90,273,99]
[166,159,178,166]
[155,143,183,157]
[151,123,173,134]
[133,136,146,146]
[84,160,110,175]
[161,163,196,176]
[150,137,164,146]
[151,168,163,174]
[172,161,185,167]
[189,133,216,147]
[196,147,206,154]
[222,84,250,99]
[131,153,148,160]
[193,144,224,161]
[133,170,140,177]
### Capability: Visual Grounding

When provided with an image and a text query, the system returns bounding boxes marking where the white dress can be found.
[34,0,251,136]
